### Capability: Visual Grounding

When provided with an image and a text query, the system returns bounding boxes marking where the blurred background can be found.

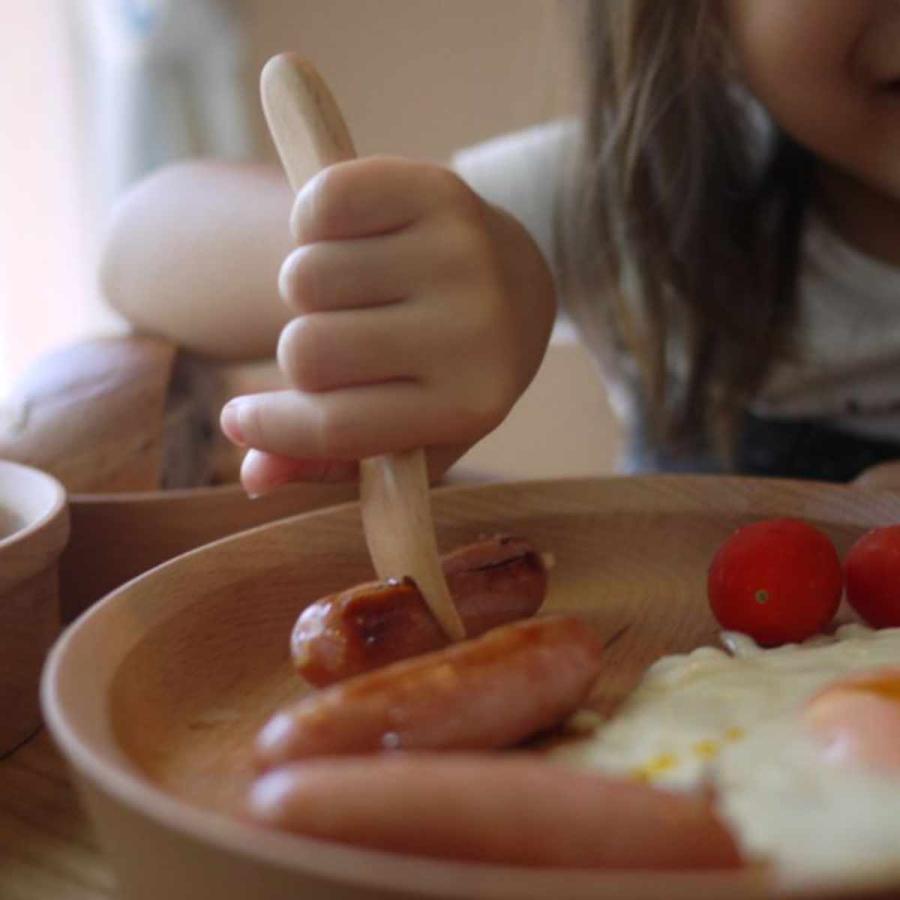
[0,0,620,478]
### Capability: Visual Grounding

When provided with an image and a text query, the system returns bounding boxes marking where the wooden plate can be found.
[40,476,900,900]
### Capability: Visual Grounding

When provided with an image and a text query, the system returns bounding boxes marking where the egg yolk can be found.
[804,668,900,775]
[628,727,749,784]
[630,752,678,783]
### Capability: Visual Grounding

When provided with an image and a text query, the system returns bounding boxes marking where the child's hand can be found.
[219,157,556,495]
[853,461,900,492]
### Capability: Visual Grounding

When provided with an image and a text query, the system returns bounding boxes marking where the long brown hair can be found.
[564,0,814,464]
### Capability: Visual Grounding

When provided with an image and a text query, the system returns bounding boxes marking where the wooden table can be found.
[0,729,115,900]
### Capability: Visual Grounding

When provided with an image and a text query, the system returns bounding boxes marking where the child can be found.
[101,1,900,495]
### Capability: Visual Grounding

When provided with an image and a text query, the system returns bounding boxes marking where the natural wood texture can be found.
[260,55,356,185]
[0,461,68,755]
[0,730,114,900]
[59,481,356,623]
[42,475,900,900]
[260,54,464,641]
[359,450,466,640]
[0,337,176,493]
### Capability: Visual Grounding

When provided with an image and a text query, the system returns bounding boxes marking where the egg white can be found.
[716,716,900,888]
[551,624,900,885]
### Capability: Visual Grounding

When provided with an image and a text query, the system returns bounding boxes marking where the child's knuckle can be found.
[435,168,477,211]
[452,374,512,440]
[433,217,493,285]
[312,404,353,458]
[305,165,353,232]
[240,400,269,448]
[287,248,325,311]
[455,284,508,352]
[279,316,328,391]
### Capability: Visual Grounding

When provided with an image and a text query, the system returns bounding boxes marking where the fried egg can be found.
[804,667,900,774]
[552,625,900,886]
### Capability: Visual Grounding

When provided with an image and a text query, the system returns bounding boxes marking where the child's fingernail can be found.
[244,474,291,500]
[220,401,247,446]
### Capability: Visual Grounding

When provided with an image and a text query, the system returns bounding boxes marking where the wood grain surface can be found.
[59,480,357,623]
[0,730,114,900]
[0,462,69,756]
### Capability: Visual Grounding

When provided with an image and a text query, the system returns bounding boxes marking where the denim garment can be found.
[627,412,900,483]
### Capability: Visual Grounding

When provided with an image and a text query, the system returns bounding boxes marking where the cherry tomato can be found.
[845,525,900,628]
[707,518,842,646]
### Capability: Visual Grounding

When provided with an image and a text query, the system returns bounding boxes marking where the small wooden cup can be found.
[0,460,68,755]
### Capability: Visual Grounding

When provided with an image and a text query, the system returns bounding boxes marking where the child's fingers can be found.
[240,449,358,495]
[220,384,456,462]
[291,157,477,244]
[239,444,471,497]
[280,216,494,315]
[276,305,429,393]
[279,234,414,315]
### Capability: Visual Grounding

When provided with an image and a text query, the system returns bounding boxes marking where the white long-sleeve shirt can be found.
[454,120,900,451]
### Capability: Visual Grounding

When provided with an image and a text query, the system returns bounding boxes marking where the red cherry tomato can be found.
[707,518,842,646]
[845,525,900,628]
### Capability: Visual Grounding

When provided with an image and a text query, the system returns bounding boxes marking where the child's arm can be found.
[100,161,296,360]
[101,154,558,491]
[854,462,900,491]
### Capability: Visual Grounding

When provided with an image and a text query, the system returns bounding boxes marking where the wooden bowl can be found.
[41,476,900,900]
[0,460,69,755]
[60,481,356,622]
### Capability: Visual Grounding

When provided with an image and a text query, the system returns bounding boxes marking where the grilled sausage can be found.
[258,615,602,769]
[291,536,547,686]
[247,754,743,870]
